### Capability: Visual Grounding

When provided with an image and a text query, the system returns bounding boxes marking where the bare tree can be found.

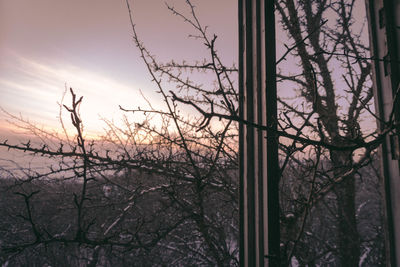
[163,0,390,265]
[0,0,394,266]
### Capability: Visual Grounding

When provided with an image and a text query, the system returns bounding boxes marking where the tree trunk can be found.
[332,151,360,266]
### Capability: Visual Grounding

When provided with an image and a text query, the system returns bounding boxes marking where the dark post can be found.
[366,0,400,266]
[239,0,279,266]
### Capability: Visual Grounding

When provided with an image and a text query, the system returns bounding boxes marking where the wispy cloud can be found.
[0,52,153,137]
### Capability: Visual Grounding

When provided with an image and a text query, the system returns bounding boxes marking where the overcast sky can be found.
[0,0,237,138]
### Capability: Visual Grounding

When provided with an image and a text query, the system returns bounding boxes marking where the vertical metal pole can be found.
[239,0,279,266]
[366,0,400,266]
[264,2,280,265]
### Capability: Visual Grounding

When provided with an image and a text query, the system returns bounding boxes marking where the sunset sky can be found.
[0,0,374,173]
[0,0,370,142]
[0,0,237,139]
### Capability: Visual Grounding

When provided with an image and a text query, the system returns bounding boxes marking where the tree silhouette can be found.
[0,0,394,265]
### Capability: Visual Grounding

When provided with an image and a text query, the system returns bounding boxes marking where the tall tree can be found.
[275,0,371,265]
